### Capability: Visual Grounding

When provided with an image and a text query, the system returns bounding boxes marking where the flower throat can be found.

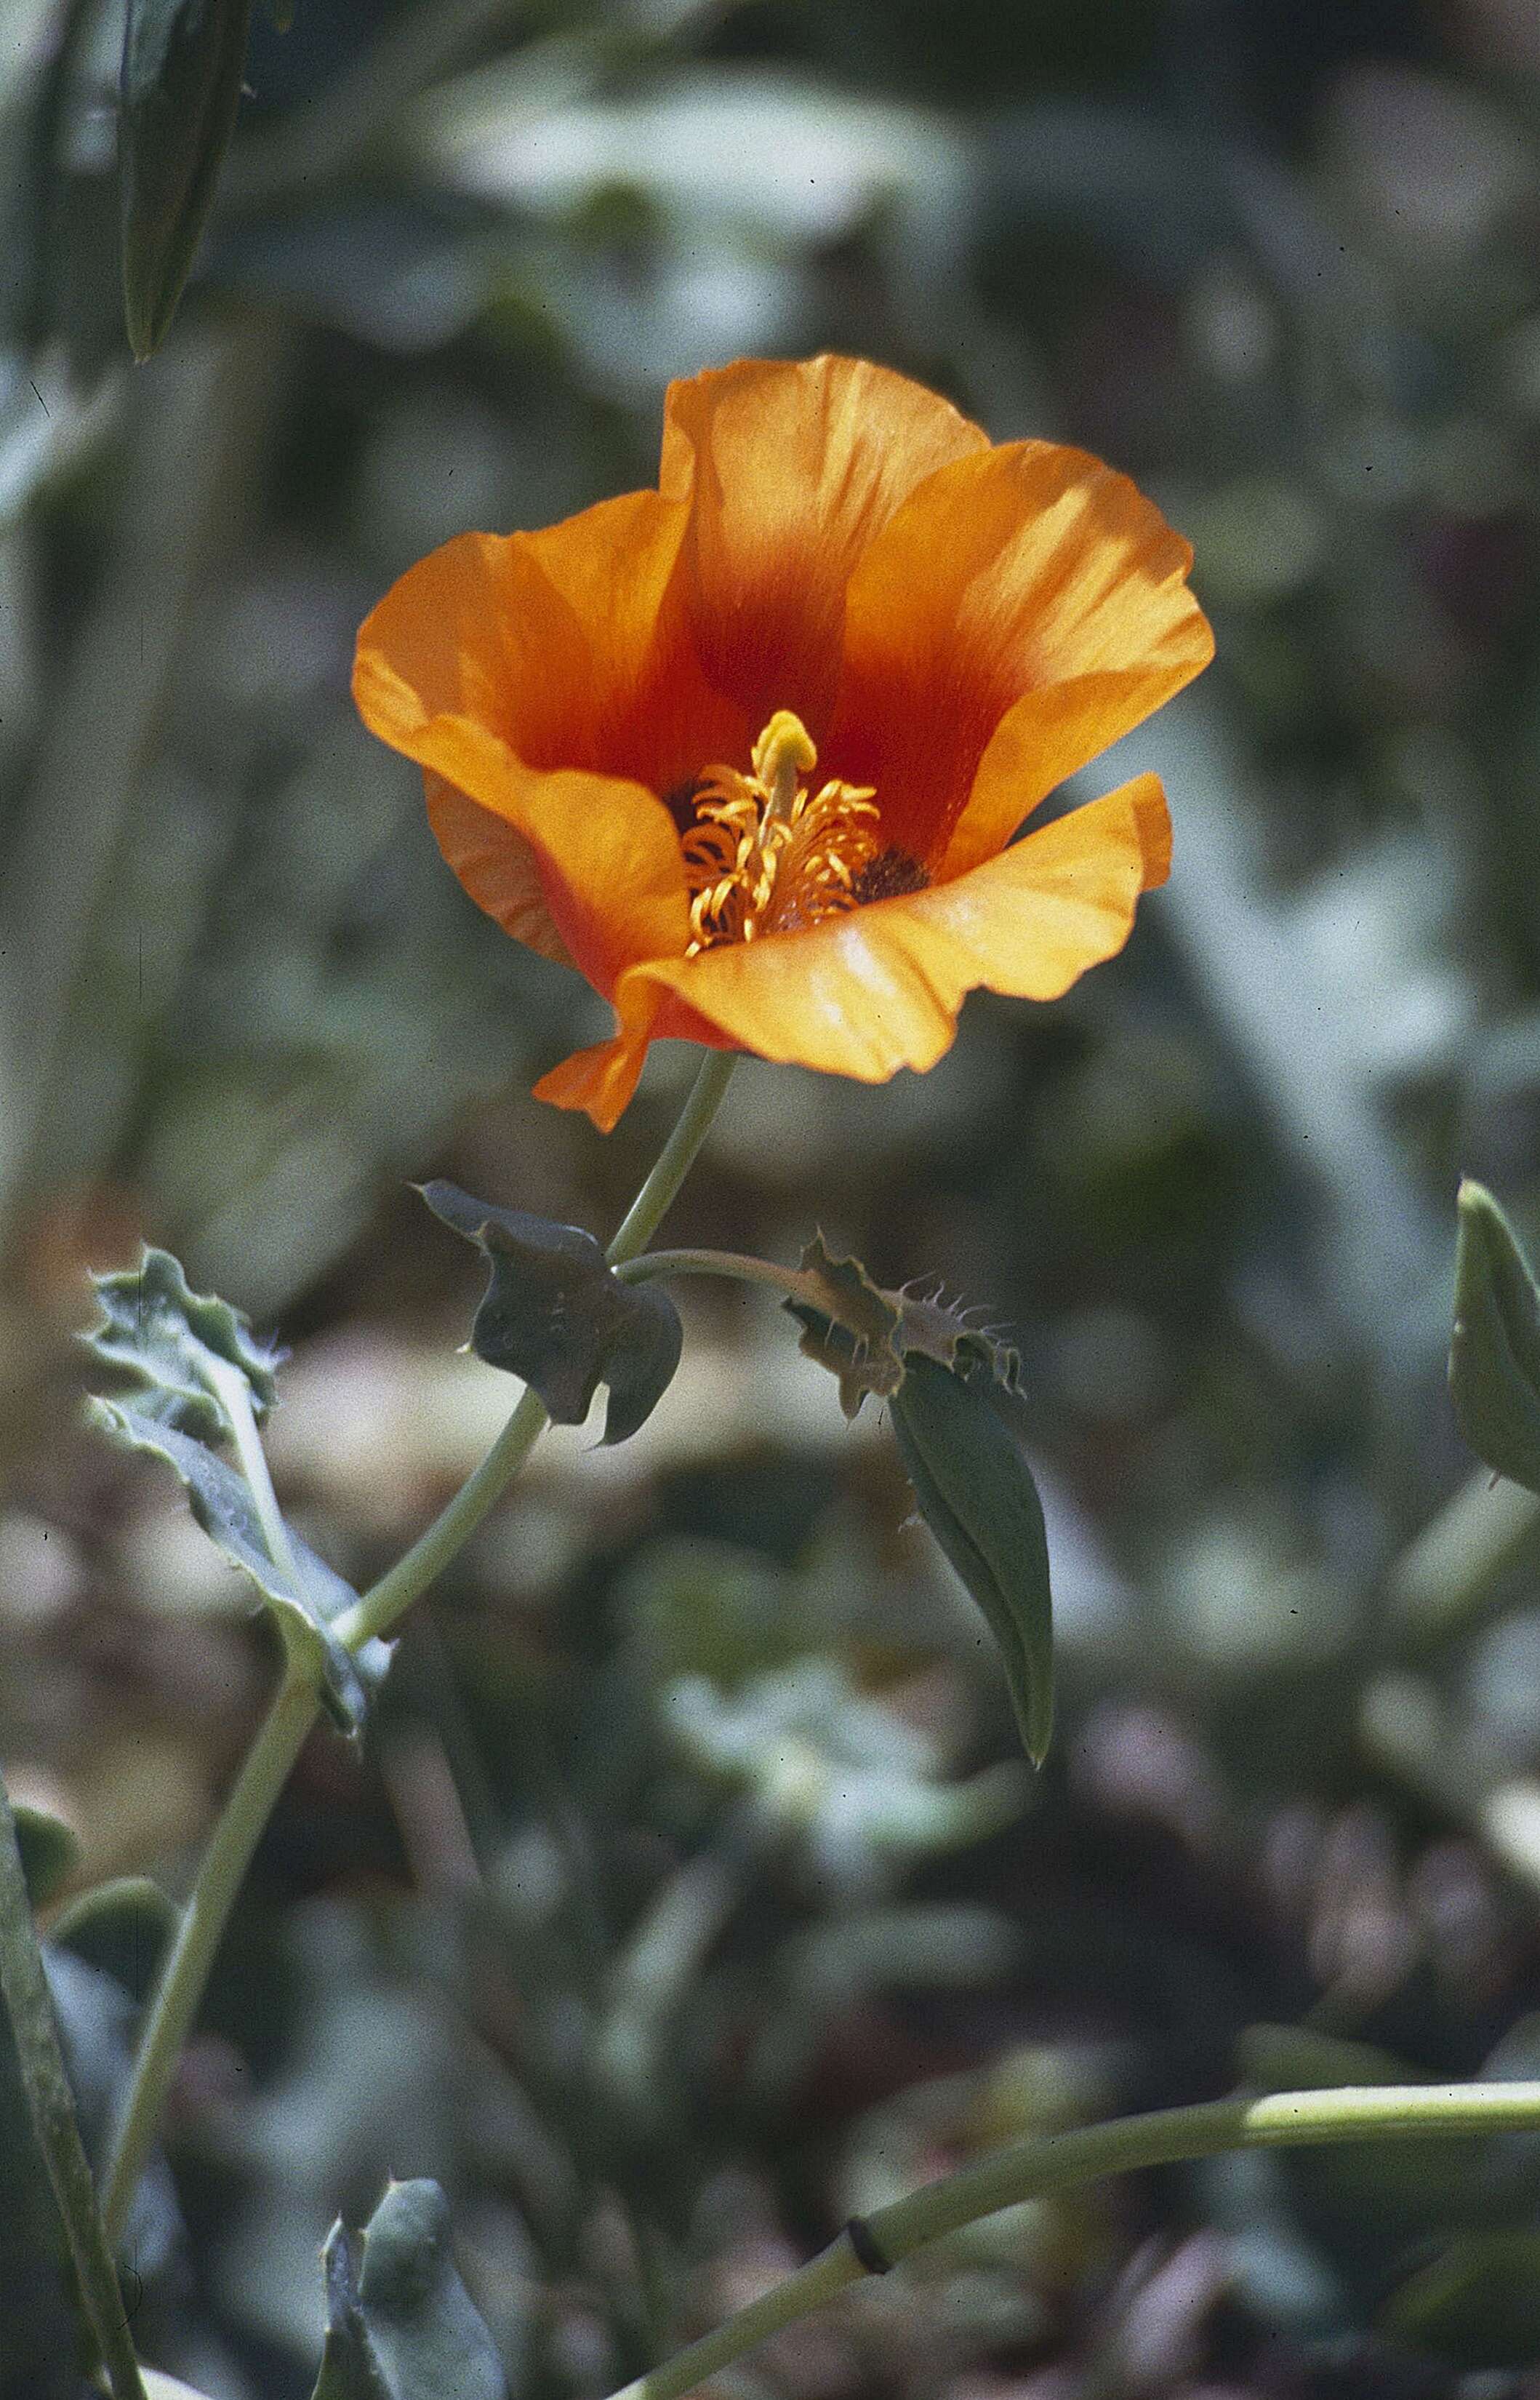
[681,710,925,955]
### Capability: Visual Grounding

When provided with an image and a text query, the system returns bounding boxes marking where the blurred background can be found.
[5,1,1540,2393]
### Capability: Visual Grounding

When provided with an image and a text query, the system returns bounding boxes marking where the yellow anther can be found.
[682,711,883,954]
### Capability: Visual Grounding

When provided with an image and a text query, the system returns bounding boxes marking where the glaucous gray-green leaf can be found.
[891,1353,1054,1767]
[1450,1180,1540,1494]
[420,1183,682,1444]
[12,1805,81,1909]
[52,1879,177,2007]
[89,1399,377,1734]
[312,2179,507,2400]
[84,1246,281,1443]
[120,0,254,360]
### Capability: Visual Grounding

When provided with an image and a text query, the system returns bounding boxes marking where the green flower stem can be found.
[333,1049,737,1656]
[101,1665,318,2252]
[102,1051,737,2247]
[607,2079,1540,2400]
[613,1245,799,1297]
[0,1770,148,2400]
[604,1052,737,1267]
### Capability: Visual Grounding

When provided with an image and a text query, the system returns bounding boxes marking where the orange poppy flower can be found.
[355,356,1213,1132]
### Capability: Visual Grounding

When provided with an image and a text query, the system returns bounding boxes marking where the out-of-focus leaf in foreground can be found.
[120,0,254,360]
[420,1181,683,1444]
[1450,1178,1540,1494]
[312,2178,506,2400]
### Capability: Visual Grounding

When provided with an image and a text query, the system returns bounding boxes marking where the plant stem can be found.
[101,1050,738,2244]
[606,2078,1540,2400]
[332,1052,737,1656]
[605,1053,737,1266]
[0,1770,148,2400]
[614,1246,800,1297]
[100,1668,318,2250]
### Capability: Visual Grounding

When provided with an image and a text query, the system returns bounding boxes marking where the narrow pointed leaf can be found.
[420,1183,683,1444]
[12,1807,82,1910]
[313,2180,507,2400]
[89,1399,380,1733]
[891,1353,1054,1766]
[1451,1180,1540,1494]
[120,0,254,360]
[84,1247,281,1443]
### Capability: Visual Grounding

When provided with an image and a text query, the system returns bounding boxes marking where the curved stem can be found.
[334,1051,737,1656]
[606,2079,1540,2400]
[102,1050,738,2247]
[605,1052,737,1265]
[101,1667,318,2249]
[613,1246,800,1298]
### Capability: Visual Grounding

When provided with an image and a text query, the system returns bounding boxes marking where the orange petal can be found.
[425,773,574,968]
[657,355,989,739]
[603,775,1171,1084]
[826,442,1212,868]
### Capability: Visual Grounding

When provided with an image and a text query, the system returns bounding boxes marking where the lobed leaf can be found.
[84,1246,281,1444]
[89,1399,382,1734]
[313,2179,507,2400]
[121,0,255,360]
[891,1353,1054,1767]
[420,1182,683,1444]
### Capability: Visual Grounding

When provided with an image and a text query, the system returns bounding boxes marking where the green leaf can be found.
[89,1399,381,1734]
[1450,1180,1540,1494]
[891,1352,1054,1767]
[120,0,254,360]
[313,2180,507,2400]
[1382,2233,1540,2369]
[12,1806,82,1909]
[52,1879,177,2007]
[83,1247,281,1444]
[419,1183,683,1444]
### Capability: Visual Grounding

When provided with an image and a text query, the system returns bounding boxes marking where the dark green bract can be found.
[420,1182,683,1444]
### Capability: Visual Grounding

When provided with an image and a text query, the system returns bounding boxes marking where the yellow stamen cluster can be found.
[682,710,882,953]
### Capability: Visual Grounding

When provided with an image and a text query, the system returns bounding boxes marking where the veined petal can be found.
[425,775,574,968]
[827,443,1211,867]
[596,775,1171,1084]
[658,355,989,739]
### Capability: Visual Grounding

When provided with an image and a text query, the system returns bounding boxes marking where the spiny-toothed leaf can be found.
[1451,1180,1540,1495]
[781,1233,905,1417]
[120,0,254,361]
[897,1286,1022,1391]
[84,1247,281,1443]
[891,1353,1054,1767]
[89,1399,382,1734]
[11,1805,81,1908]
[419,1183,683,1444]
[52,1879,177,2005]
[313,2180,507,2400]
